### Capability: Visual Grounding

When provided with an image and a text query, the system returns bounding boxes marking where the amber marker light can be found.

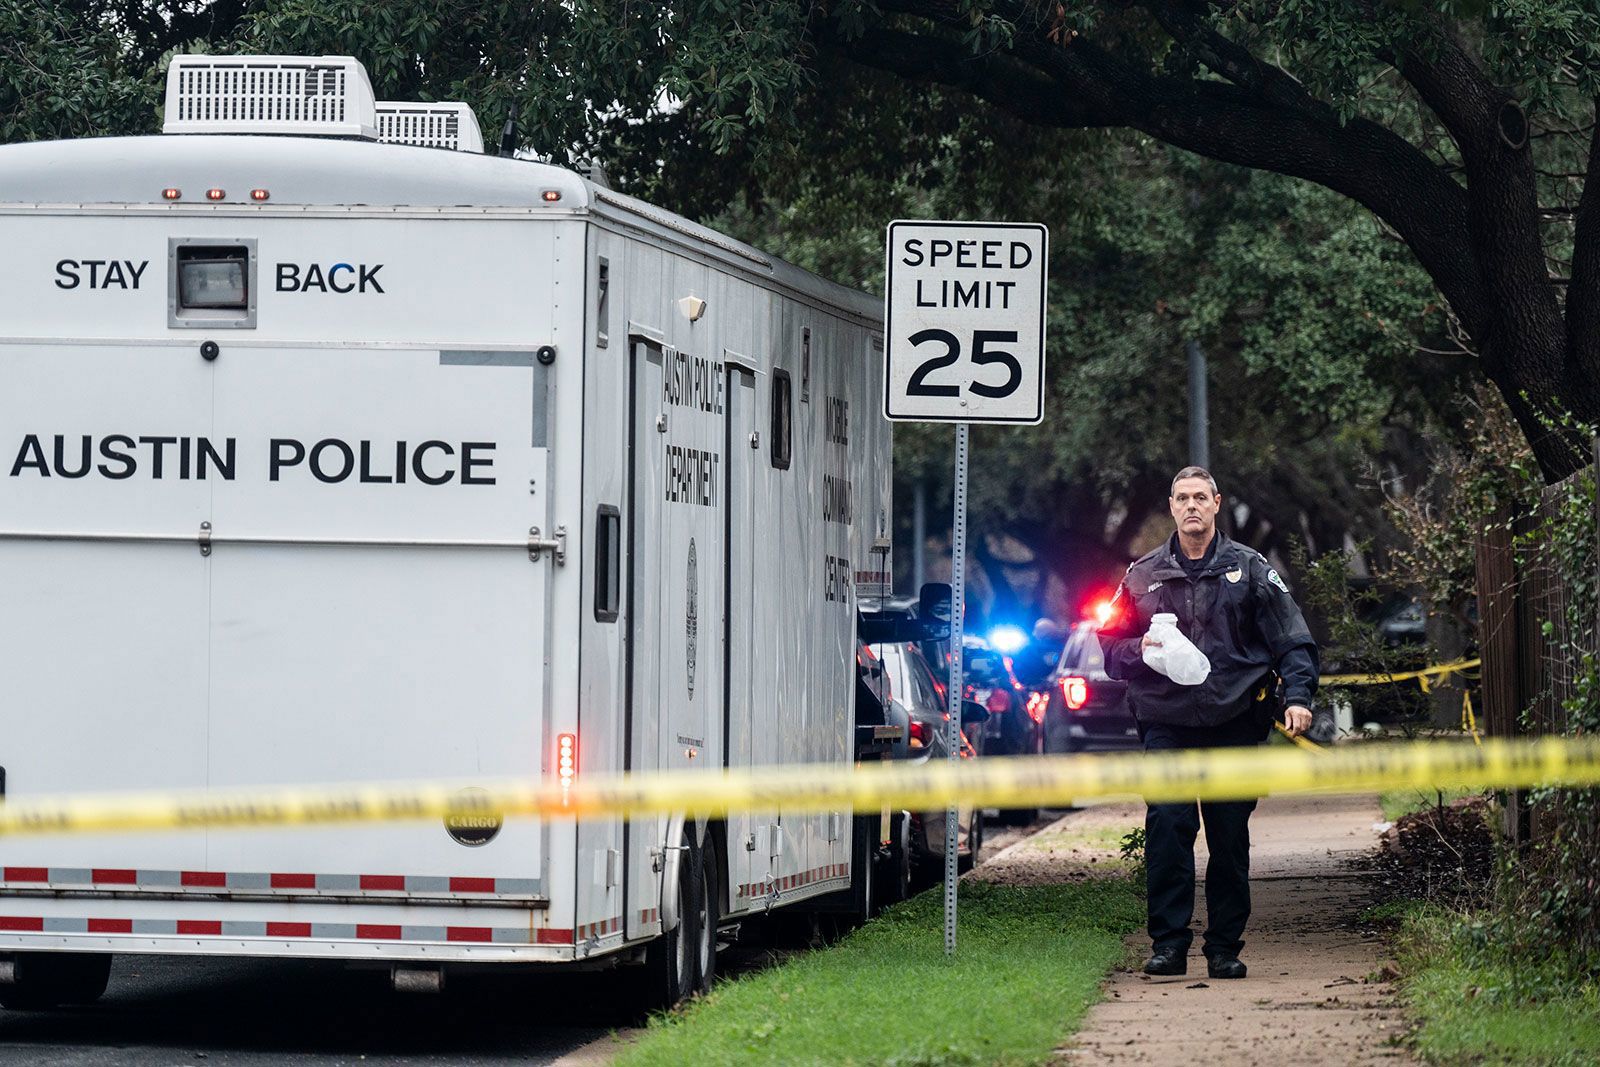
[161,188,182,201]
[250,189,270,202]
[541,189,562,202]
[206,188,226,201]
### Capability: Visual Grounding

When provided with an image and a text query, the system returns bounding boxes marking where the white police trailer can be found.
[0,54,892,1007]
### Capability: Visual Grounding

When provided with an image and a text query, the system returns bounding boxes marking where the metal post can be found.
[944,424,968,956]
[913,478,927,593]
[1186,340,1209,468]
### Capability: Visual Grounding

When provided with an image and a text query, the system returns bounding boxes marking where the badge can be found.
[1268,568,1289,594]
[1225,569,1242,584]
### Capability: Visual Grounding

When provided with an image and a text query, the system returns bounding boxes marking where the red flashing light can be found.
[161,188,182,201]
[1060,676,1090,711]
[1092,600,1116,626]
[1025,691,1048,724]
[557,732,578,781]
[250,188,270,202]
[205,188,226,201]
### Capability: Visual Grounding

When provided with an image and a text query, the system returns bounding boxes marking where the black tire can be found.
[0,953,111,1010]
[639,832,701,1011]
[875,813,913,907]
[693,835,719,995]
[958,811,983,873]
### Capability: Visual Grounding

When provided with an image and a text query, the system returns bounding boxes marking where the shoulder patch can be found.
[1267,568,1290,594]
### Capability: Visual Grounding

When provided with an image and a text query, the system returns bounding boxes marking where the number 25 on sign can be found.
[883,221,1049,425]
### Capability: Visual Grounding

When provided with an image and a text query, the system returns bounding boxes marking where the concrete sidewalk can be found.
[1056,794,1412,1065]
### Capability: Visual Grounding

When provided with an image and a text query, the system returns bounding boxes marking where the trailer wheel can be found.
[693,836,719,995]
[640,833,701,1011]
[0,952,112,1010]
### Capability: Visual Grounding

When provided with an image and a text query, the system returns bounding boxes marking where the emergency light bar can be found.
[162,55,379,140]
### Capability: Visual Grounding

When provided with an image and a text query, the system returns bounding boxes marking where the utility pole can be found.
[912,479,927,593]
[1187,340,1209,468]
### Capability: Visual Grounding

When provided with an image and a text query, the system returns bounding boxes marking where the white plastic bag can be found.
[1142,613,1211,686]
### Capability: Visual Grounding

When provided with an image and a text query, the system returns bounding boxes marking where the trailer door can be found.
[201,345,550,884]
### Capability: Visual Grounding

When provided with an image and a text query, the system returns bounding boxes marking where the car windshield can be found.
[1058,626,1106,674]
[874,643,945,716]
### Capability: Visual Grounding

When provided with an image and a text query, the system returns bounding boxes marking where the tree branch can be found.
[835,10,1487,336]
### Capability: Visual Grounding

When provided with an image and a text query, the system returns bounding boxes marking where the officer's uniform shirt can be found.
[1098,532,1318,728]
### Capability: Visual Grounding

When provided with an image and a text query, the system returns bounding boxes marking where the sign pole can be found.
[944,421,968,957]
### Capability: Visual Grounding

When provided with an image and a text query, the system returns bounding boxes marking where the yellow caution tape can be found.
[0,736,1595,838]
[1273,722,1323,752]
[1462,690,1483,747]
[1322,658,1480,687]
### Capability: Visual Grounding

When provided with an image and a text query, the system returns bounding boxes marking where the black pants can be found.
[1140,711,1268,959]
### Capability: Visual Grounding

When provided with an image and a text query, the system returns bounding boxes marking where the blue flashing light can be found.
[987,624,1028,655]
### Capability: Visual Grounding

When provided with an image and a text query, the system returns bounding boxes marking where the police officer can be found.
[1098,466,1318,980]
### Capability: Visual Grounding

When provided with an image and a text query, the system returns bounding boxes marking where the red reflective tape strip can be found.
[3,868,48,882]
[447,927,493,943]
[92,869,137,885]
[181,871,227,887]
[360,874,405,891]
[271,873,316,889]
[87,918,132,933]
[177,920,222,935]
[266,922,312,937]
[356,925,402,940]
[448,877,495,894]
[0,916,43,931]
[536,927,573,944]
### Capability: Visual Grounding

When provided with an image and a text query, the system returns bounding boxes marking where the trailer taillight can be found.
[206,188,226,201]
[557,733,578,781]
[162,188,182,200]
[250,189,271,202]
[541,189,562,203]
[908,720,928,749]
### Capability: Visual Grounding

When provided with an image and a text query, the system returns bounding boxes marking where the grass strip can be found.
[1378,787,1478,822]
[616,877,1143,1067]
[1388,902,1600,1066]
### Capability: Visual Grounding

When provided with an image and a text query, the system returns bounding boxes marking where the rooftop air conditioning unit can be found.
[162,55,378,140]
[374,102,484,153]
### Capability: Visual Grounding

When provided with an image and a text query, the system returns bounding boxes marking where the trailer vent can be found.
[162,55,378,140]
[374,102,484,153]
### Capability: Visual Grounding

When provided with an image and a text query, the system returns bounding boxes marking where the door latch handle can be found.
[528,525,567,565]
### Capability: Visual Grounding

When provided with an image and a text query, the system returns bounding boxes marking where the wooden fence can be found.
[1474,444,1599,844]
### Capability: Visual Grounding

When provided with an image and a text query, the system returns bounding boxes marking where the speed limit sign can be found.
[883,220,1048,424]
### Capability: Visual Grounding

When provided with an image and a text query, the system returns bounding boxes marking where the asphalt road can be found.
[0,953,627,1066]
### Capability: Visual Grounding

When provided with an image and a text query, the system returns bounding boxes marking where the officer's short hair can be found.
[1171,465,1219,497]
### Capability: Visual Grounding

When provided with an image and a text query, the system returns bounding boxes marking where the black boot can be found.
[1207,955,1247,979]
[1143,949,1187,976]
